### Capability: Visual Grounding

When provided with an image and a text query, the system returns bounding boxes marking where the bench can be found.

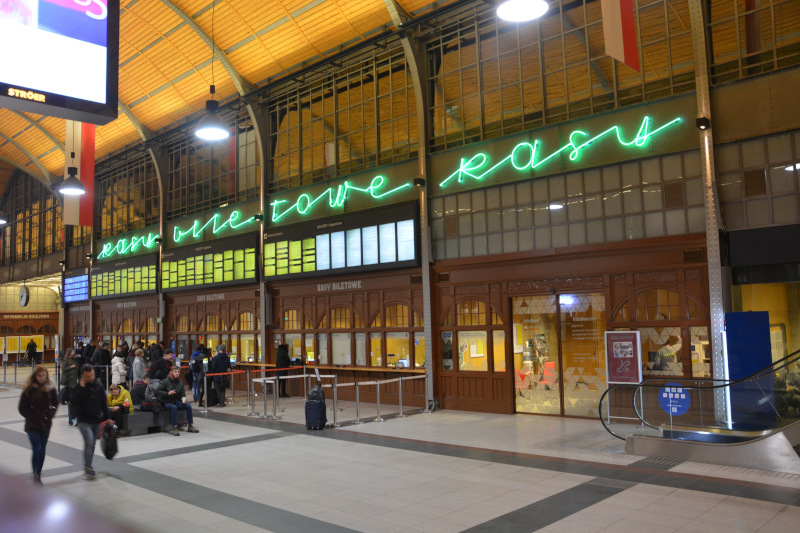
[121,406,186,436]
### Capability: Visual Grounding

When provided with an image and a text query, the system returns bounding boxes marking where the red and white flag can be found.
[601,0,640,72]
[63,120,95,227]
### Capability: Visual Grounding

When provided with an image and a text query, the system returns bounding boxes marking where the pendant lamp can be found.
[195,1,228,141]
[497,0,549,23]
[59,157,85,196]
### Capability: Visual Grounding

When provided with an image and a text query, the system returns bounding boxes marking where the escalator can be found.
[599,350,800,474]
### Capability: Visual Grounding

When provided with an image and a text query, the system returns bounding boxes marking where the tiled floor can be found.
[0,387,798,532]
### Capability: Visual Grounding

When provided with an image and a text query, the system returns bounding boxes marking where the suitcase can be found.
[305,400,327,430]
[206,387,219,407]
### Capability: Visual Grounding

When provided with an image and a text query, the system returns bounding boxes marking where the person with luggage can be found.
[156,366,199,436]
[211,344,232,407]
[70,364,112,479]
[18,365,58,484]
[275,343,291,398]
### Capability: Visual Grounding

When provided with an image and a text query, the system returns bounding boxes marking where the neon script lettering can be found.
[97,233,159,260]
[270,175,412,222]
[439,116,682,188]
[173,211,256,243]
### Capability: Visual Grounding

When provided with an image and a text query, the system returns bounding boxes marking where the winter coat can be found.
[60,355,80,389]
[132,356,147,383]
[148,356,170,380]
[130,381,147,405]
[107,385,134,414]
[111,355,127,385]
[70,380,110,424]
[210,352,231,384]
[156,375,186,404]
[276,344,291,377]
[18,387,58,432]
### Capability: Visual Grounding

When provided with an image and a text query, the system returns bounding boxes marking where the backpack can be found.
[191,355,203,373]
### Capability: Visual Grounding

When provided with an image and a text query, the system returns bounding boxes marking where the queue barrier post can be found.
[375,380,384,422]
[259,378,269,419]
[15,361,18,388]
[331,375,338,428]
[272,375,280,419]
[231,371,236,404]
[199,373,210,414]
[247,369,259,417]
[397,376,406,418]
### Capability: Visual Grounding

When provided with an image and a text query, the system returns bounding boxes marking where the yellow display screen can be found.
[91,265,157,297]
[161,247,256,290]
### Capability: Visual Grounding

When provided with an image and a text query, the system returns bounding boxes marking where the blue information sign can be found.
[659,382,691,416]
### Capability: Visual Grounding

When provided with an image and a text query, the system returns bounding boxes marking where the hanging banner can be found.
[63,120,95,226]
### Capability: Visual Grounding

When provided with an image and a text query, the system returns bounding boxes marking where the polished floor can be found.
[0,383,798,533]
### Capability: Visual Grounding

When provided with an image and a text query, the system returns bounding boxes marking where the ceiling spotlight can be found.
[548,203,563,210]
[497,0,549,23]
[58,166,85,196]
[252,214,264,221]
[0,211,7,225]
[413,178,426,187]
[695,117,711,131]
[85,253,93,260]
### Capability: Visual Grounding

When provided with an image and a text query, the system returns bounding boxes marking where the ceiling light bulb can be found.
[497,0,549,23]
[548,203,563,210]
[0,212,7,225]
[58,167,85,196]
[196,99,229,141]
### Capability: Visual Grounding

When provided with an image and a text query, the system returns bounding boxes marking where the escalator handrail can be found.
[599,348,800,440]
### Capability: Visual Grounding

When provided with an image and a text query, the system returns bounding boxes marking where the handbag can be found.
[100,423,118,460]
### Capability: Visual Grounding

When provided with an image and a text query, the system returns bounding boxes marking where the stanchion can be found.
[375,380,384,422]
[104,365,109,391]
[354,382,361,424]
[272,377,280,419]
[14,362,18,388]
[246,369,258,417]
[331,375,338,427]
[199,374,211,414]
[259,379,269,419]
[397,376,406,418]
[231,372,236,404]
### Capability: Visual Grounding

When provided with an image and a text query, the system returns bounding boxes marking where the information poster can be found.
[7,336,19,353]
[604,331,642,384]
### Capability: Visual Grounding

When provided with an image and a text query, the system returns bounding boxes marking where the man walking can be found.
[26,338,37,367]
[156,366,199,436]
[70,364,112,478]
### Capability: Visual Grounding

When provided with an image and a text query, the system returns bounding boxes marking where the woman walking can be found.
[18,365,59,484]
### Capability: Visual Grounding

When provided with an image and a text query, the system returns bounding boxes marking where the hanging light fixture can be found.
[195,0,228,141]
[58,153,85,196]
[497,0,549,23]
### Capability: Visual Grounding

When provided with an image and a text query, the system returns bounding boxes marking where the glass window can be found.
[304,334,315,363]
[370,333,382,366]
[560,293,606,417]
[385,304,410,327]
[493,330,505,372]
[332,333,351,365]
[640,326,683,377]
[284,310,301,329]
[457,331,488,372]
[442,331,453,370]
[636,289,679,320]
[690,326,710,378]
[318,333,328,365]
[414,332,426,369]
[386,332,410,368]
[513,295,559,414]
[285,333,302,362]
[355,332,367,366]
[457,300,486,326]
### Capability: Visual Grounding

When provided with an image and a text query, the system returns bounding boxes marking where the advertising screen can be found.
[0,0,119,124]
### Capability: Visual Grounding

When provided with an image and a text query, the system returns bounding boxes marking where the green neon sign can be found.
[97,232,160,260]
[270,175,412,223]
[439,115,682,188]
[173,211,258,243]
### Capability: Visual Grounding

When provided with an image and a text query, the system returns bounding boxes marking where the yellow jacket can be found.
[107,386,134,414]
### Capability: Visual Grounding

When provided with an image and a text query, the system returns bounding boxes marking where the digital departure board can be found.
[264,203,419,280]
[161,233,258,291]
[91,254,158,299]
[63,273,89,303]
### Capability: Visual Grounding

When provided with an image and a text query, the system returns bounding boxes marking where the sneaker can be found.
[218,403,226,407]
[172,427,180,436]
[72,418,79,426]
[84,467,96,479]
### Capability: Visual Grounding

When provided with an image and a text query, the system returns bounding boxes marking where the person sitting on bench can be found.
[107,384,133,435]
[156,366,199,436]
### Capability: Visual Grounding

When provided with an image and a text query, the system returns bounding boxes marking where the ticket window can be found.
[285,333,301,363]
[386,332,409,368]
[318,333,328,364]
[239,334,256,363]
[207,335,220,353]
[414,332,425,368]
[355,332,367,366]
[370,333,382,366]
[332,333,351,365]
[304,334,315,363]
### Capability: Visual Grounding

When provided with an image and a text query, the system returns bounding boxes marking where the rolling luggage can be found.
[305,384,327,430]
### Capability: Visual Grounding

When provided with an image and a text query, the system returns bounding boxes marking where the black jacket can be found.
[92,348,112,367]
[18,387,58,432]
[276,345,291,376]
[70,380,110,424]
[210,353,231,384]
[156,376,186,404]
[148,356,171,380]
